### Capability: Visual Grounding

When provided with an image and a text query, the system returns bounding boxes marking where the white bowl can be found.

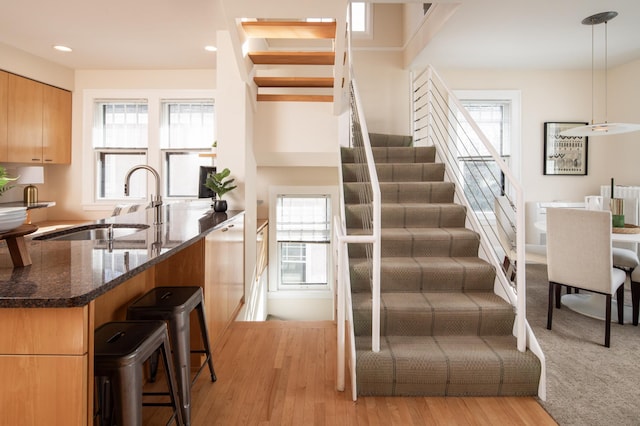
[0,214,26,233]
[0,212,27,219]
[0,207,27,215]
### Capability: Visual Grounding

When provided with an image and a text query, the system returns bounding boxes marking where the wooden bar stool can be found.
[94,320,184,426]
[127,287,216,425]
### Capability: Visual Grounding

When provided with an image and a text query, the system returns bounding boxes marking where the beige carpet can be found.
[526,264,640,425]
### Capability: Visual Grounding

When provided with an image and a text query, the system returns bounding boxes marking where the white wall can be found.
[0,42,74,90]
[606,59,640,186]
[438,66,640,204]
[253,102,340,167]
[352,50,412,135]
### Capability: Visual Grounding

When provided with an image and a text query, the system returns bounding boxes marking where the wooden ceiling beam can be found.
[242,21,336,39]
[248,51,335,65]
[253,77,334,88]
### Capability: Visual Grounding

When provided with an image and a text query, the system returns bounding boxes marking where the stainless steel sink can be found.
[34,223,150,241]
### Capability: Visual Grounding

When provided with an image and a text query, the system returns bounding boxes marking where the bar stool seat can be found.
[127,286,216,426]
[94,320,184,426]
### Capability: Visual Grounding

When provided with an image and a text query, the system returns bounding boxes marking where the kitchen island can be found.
[0,201,245,425]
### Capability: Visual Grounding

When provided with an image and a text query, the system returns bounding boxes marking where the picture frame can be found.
[543,122,589,175]
[198,166,216,199]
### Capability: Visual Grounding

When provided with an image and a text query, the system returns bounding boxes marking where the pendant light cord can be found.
[591,22,594,125]
[604,20,609,125]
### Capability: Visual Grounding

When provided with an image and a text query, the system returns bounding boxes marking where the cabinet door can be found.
[0,71,7,162]
[7,74,43,163]
[204,214,245,346]
[43,85,71,164]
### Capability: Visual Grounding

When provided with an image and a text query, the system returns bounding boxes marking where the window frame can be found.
[81,89,216,211]
[268,186,338,296]
[454,90,521,211]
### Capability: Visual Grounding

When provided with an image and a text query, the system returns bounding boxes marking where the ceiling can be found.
[1,0,640,71]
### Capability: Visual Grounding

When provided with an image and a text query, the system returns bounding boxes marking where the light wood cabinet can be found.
[7,74,42,163]
[6,73,71,164]
[205,213,245,345]
[0,307,89,426]
[0,71,7,161]
[43,84,72,164]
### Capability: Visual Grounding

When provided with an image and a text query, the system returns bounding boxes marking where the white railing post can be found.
[515,193,527,351]
[336,223,346,391]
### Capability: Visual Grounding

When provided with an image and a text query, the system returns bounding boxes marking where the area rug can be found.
[526,264,640,425]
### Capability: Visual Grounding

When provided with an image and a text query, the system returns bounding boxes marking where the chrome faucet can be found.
[124,165,163,224]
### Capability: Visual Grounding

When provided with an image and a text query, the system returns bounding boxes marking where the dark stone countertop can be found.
[0,201,243,308]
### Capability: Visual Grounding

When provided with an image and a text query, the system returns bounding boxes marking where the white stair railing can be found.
[413,66,527,349]
[412,66,546,399]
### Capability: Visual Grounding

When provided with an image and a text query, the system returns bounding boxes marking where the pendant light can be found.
[561,11,640,137]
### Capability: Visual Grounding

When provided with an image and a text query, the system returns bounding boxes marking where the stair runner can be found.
[341,133,541,396]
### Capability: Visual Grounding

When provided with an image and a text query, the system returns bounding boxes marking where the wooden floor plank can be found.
[141,320,558,425]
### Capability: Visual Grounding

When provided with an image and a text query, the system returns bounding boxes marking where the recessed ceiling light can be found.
[53,45,72,52]
[204,45,217,52]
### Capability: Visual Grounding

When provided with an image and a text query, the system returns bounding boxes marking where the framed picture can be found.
[198,166,216,199]
[543,122,588,175]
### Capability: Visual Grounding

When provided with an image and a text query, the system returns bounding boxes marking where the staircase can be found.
[241,20,339,103]
[341,133,541,396]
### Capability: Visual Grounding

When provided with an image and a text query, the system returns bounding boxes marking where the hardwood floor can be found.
[143,321,557,425]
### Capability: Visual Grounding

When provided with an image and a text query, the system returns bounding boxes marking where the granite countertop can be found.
[0,201,243,308]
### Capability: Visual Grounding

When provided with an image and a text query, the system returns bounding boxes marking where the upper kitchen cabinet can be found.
[42,84,71,164]
[0,71,7,162]
[7,73,71,164]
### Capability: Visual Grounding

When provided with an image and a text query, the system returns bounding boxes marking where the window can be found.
[349,2,371,36]
[86,91,215,206]
[276,195,331,289]
[455,91,521,213]
[268,186,338,294]
[94,101,149,199]
[161,101,216,197]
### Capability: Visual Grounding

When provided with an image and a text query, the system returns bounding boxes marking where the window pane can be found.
[163,102,215,149]
[279,242,328,285]
[94,102,148,148]
[351,2,366,32]
[165,152,213,197]
[276,196,330,242]
[276,195,331,289]
[459,100,512,213]
[97,152,147,199]
[461,158,502,212]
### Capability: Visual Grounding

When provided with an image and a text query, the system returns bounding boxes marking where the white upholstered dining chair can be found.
[546,207,627,347]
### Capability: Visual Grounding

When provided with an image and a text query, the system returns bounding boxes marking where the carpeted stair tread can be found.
[342,163,445,183]
[347,227,481,258]
[352,292,515,337]
[342,182,455,204]
[341,146,436,164]
[368,133,413,147]
[345,203,467,229]
[355,335,541,396]
[349,256,496,293]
